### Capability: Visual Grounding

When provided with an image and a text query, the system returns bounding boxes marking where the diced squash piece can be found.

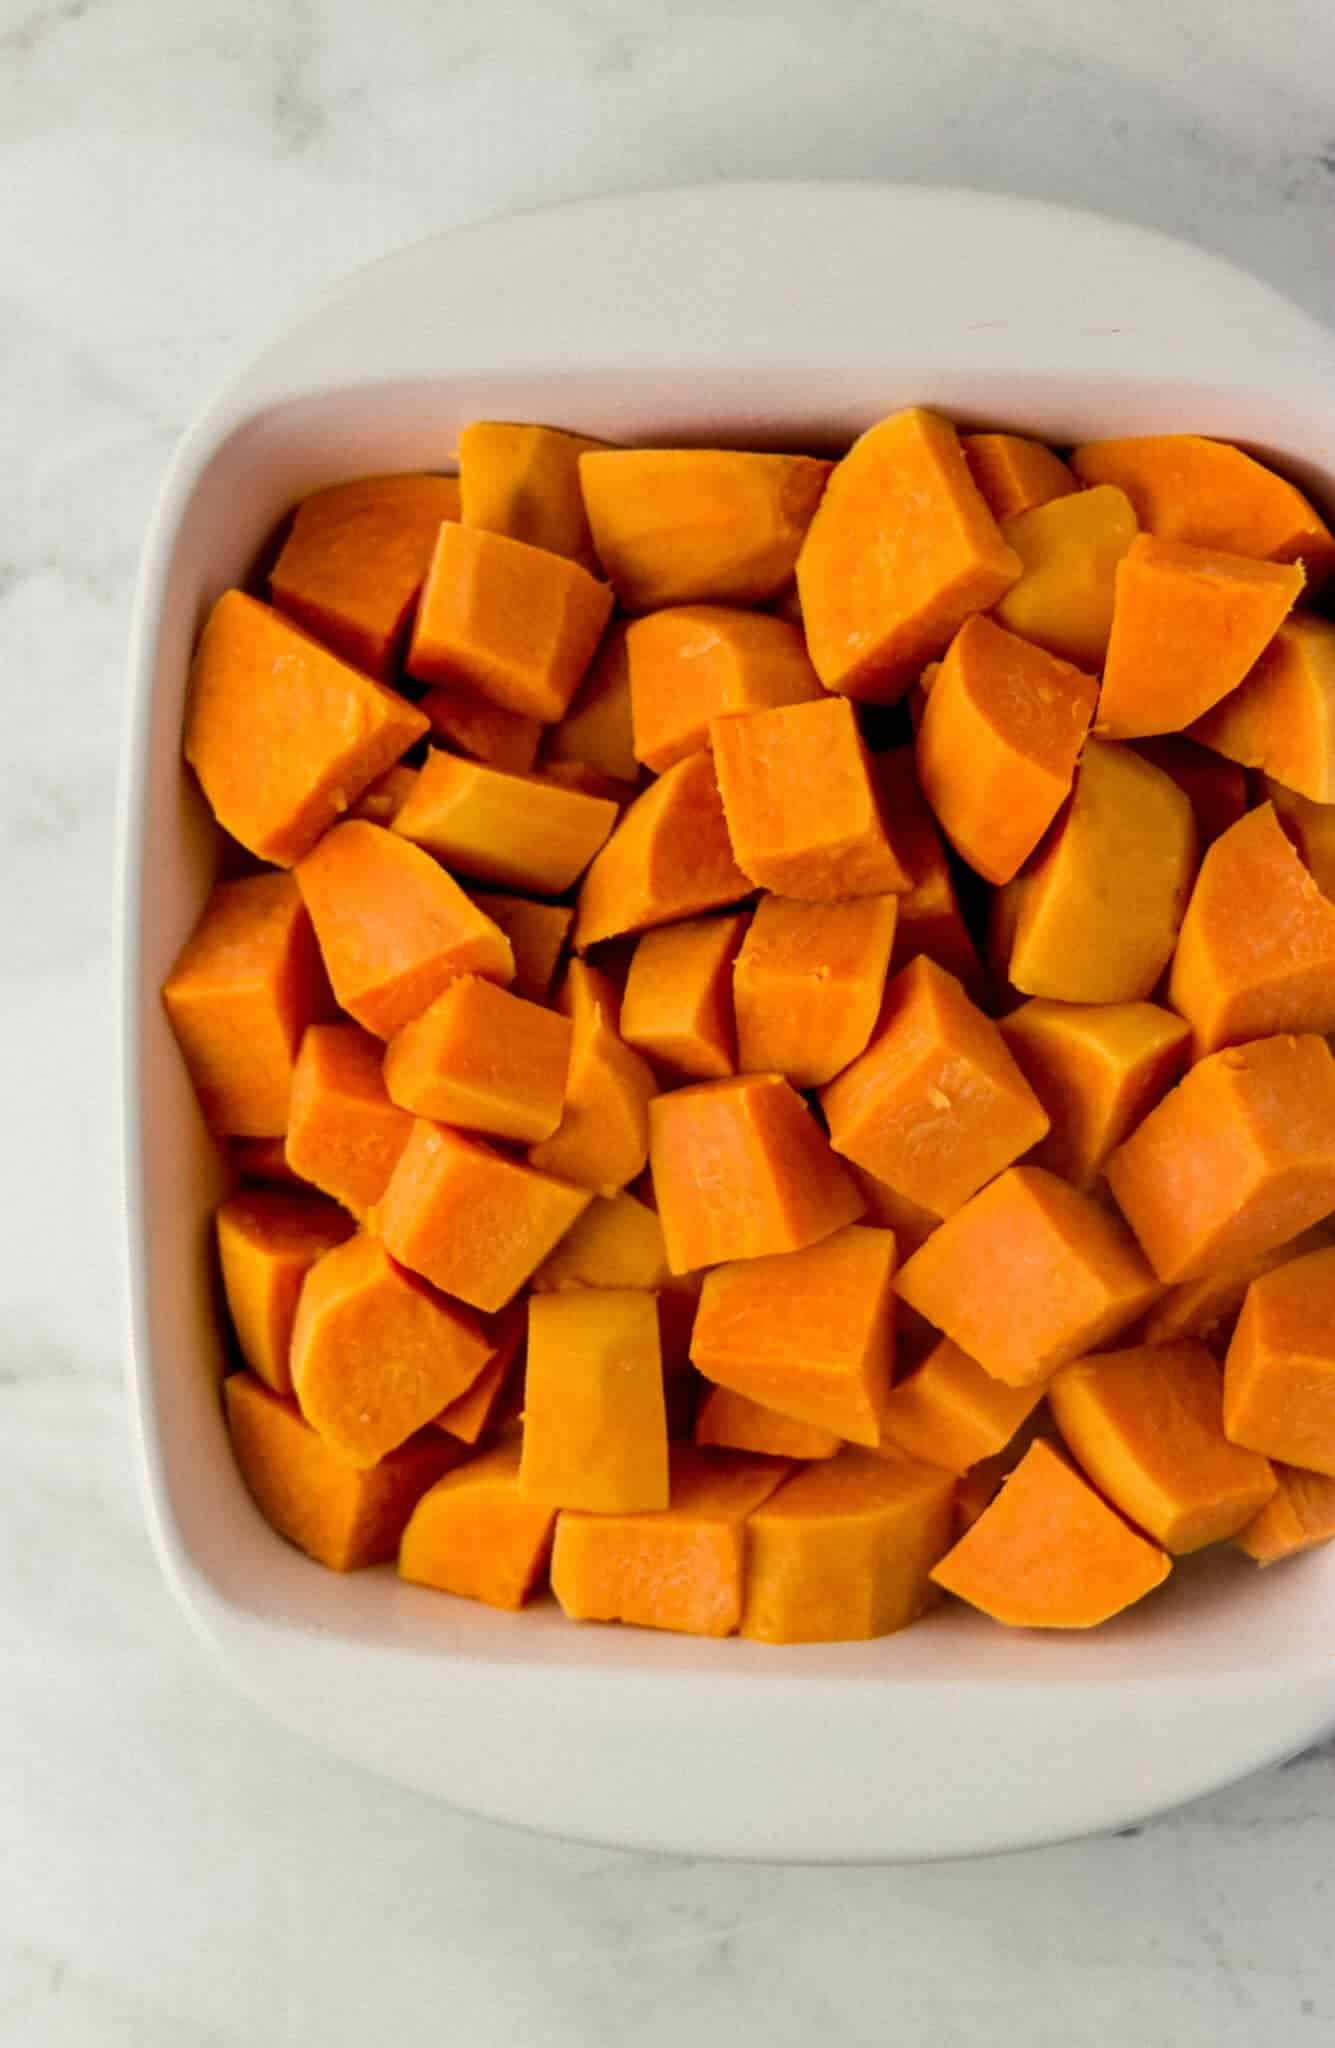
[1237,1463,1335,1565]
[896,1166,1158,1386]
[295,820,514,1038]
[285,1022,414,1218]
[876,750,982,989]
[1070,434,1335,581]
[1265,777,1335,898]
[1133,736,1247,848]
[419,683,542,775]
[346,762,419,828]
[620,912,748,1081]
[961,432,1077,521]
[712,697,911,899]
[383,975,572,1143]
[931,1439,1170,1627]
[163,872,328,1137]
[541,621,638,783]
[742,1447,955,1642]
[915,614,1098,884]
[392,748,616,896]
[574,750,751,949]
[216,1189,353,1394]
[225,1371,458,1571]
[550,1446,791,1636]
[690,1226,896,1448]
[520,1289,668,1512]
[472,894,570,1004]
[1097,536,1303,738]
[434,1305,525,1443]
[529,960,656,1193]
[400,1439,555,1608]
[650,1073,864,1275]
[1049,1340,1275,1552]
[290,1233,492,1465]
[531,1189,670,1293]
[458,420,608,570]
[407,521,613,721]
[1141,1228,1334,1350]
[796,407,1020,702]
[579,448,831,612]
[880,1338,1045,1475]
[821,957,1049,1216]
[997,998,1191,1188]
[733,893,897,1088]
[627,605,823,773]
[1005,741,1197,1003]
[233,1136,307,1190]
[1168,803,1335,1054]
[1224,1246,1335,1475]
[994,484,1138,670]
[694,1385,841,1460]
[1188,616,1335,803]
[374,1120,592,1312]
[184,591,428,865]
[1106,1034,1335,1284]
[843,1167,940,1259]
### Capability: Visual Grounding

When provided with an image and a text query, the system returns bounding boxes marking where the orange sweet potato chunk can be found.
[407,521,613,721]
[733,893,897,1089]
[529,961,656,1193]
[520,1289,669,1512]
[419,683,542,775]
[1106,1035,1335,1285]
[1141,1227,1335,1351]
[285,1022,414,1217]
[434,1304,525,1443]
[1237,1463,1335,1565]
[960,432,1077,522]
[579,448,831,612]
[821,956,1049,1217]
[931,1439,1171,1627]
[796,407,1020,702]
[1132,736,1247,848]
[393,747,616,897]
[896,1166,1158,1387]
[216,1189,353,1394]
[1265,776,1335,899]
[574,750,751,950]
[993,485,1139,671]
[1097,536,1303,739]
[627,605,823,773]
[620,912,748,1081]
[997,998,1190,1189]
[694,1384,841,1460]
[1188,616,1335,803]
[472,894,571,1003]
[530,1189,670,1293]
[540,621,638,783]
[1050,1340,1275,1552]
[458,420,609,571]
[1168,803,1335,1054]
[184,591,428,865]
[162,872,329,1137]
[650,1072,864,1276]
[915,614,1097,884]
[712,697,911,899]
[399,1439,556,1609]
[384,975,572,1143]
[290,1232,492,1465]
[876,750,982,990]
[295,820,514,1039]
[346,762,419,828]
[225,1370,459,1572]
[880,1338,1044,1474]
[1224,1246,1335,1476]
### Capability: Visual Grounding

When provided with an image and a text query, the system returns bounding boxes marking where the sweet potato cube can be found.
[529,961,656,1193]
[184,591,428,865]
[650,1073,864,1275]
[1265,776,1335,898]
[876,750,981,988]
[579,448,831,612]
[574,750,750,950]
[690,1226,897,1448]
[998,998,1191,1188]
[225,1371,458,1571]
[796,407,1020,702]
[400,1439,555,1609]
[1188,616,1335,803]
[541,621,638,783]
[550,1446,791,1636]
[821,957,1049,1217]
[896,1166,1158,1386]
[419,683,542,774]
[960,432,1077,522]
[530,1189,670,1293]
[216,1189,353,1394]
[880,1337,1044,1474]
[295,820,514,1038]
[1097,535,1303,738]
[393,748,616,896]
[1237,1463,1335,1565]
[994,484,1138,670]
[433,1305,525,1444]
[1050,1340,1275,1552]
[1106,1035,1335,1284]
[733,893,896,1089]
[915,615,1098,884]
[284,1022,414,1217]
[520,1289,668,1512]
[694,1385,841,1460]
[627,605,823,773]
[407,521,613,721]
[620,912,747,1081]
[1133,736,1247,848]
[1141,1229,1334,1351]
[931,1439,1171,1627]
[473,894,570,1003]
[384,975,571,1143]
[712,697,911,899]
[374,1121,591,1312]
[346,763,418,828]
[163,872,328,1137]
[1005,741,1197,1003]
[290,1232,492,1465]
[1224,1246,1335,1475]
[458,420,608,570]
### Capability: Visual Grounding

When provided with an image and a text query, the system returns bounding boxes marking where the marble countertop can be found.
[7,1,1335,2039]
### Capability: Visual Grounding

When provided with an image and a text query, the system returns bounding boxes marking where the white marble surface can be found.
[6,1,1335,2039]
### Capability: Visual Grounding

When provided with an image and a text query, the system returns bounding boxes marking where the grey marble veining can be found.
[5,2,1335,2039]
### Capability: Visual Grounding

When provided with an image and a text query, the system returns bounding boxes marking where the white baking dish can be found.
[117,183,1335,1861]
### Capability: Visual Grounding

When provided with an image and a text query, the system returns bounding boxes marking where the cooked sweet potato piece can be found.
[1224,1246,1335,1476]
[216,1189,353,1394]
[694,1384,841,1460]
[627,605,823,772]
[880,1337,1044,1475]
[528,961,656,1193]
[961,432,1076,521]
[733,893,897,1089]
[400,1438,555,1609]
[994,484,1138,670]
[393,748,616,896]
[1188,616,1335,803]
[620,912,747,1081]
[520,1289,668,1512]
[384,975,571,1143]
[284,1022,414,1217]
[997,998,1190,1189]
[574,751,750,950]
[458,420,608,570]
